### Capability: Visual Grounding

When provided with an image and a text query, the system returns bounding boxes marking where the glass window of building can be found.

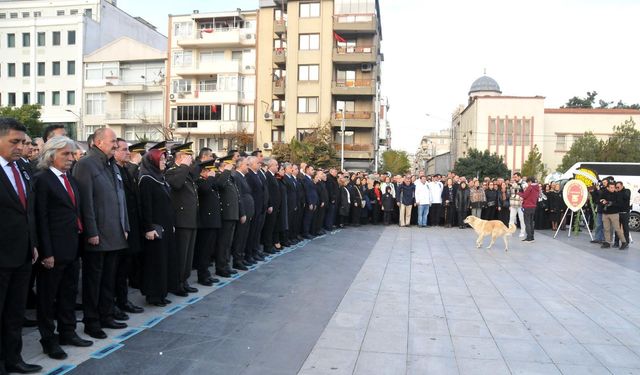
[335,130,354,144]
[335,100,355,112]
[70,9,78,15]
[52,61,60,76]
[52,91,60,105]
[67,61,75,75]
[7,34,15,48]
[85,93,105,115]
[22,33,30,47]
[300,2,320,17]
[10,12,18,19]
[556,135,566,150]
[84,9,92,17]
[57,10,65,16]
[298,97,319,113]
[299,65,319,81]
[67,91,75,105]
[8,63,15,77]
[223,104,238,121]
[334,0,376,14]
[52,31,61,46]
[37,92,45,105]
[172,79,192,93]
[173,22,193,38]
[22,93,30,105]
[172,50,193,67]
[22,63,30,77]
[67,30,76,45]
[37,32,45,46]
[231,51,242,61]
[0,14,6,19]
[336,69,356,84]
[22,12,30,18]
[199,79,217,92]
[299,34,320,50]
[34,11,41,17]
[8,93,16,106]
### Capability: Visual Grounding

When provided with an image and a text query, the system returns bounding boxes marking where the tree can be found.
[562,91,597,108]
[453,148,509,179]
[600,118,640,162]
[380,149,410,175]
[0,104,45,137]
[613,100,640,110]
[557,132,604,172]
[270,122,339,168]
[521,144,546,180]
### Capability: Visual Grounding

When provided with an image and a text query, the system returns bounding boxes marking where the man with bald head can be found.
[73,127,130,339]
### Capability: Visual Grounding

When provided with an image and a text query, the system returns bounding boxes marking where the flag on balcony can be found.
[333,32,346,43]
[202,28,214,33]
[211,104,218,113]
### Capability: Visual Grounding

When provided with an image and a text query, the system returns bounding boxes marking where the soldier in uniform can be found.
[126,141,146,181]
[165,143,199,297]
[193,159,221,286]
[213,156,242,277]
[231,157,254,271]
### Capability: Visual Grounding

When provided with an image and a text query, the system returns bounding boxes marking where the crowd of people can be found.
[0,116,634,374]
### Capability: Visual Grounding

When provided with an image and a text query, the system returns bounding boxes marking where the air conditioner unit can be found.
[245,33,254,40]
[361,63,373,72]
[263,142,273,150]
[245,65,255,70]
[169,93,176,101]
[264,112,273,120]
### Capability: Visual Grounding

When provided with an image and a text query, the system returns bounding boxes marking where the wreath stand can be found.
[553,207,593,241]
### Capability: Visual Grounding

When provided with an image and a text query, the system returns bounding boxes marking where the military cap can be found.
[200,159,217,171]
[171,142,194,155]
[227,149,238,156]
[219,155,234,164]
[250,149,262,156]
[149,141,167,152]
[129,141,147,153]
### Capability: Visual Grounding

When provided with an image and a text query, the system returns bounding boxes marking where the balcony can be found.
[333,46,377,63]
[273,48,286,65]
[333,143,374,159]
[333,13,378,33]
[272,111,284,126]
[331,111,374,128]
[173,60,241,76]
[173,120,251,135]
[104,111,163,125]
[274,18,287,34]
[273,78,285,96]
[176,27,256,47]
[331,80,375,96]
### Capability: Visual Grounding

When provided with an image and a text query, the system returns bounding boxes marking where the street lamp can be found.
[339,109,345,171]
[65,108,82,141]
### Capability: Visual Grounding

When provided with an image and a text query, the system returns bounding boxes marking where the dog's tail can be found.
[506,223,517,235]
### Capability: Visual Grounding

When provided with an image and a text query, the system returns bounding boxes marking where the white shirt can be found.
[49,166,69,191]
[428,180,443,204]
[0,155,26,196]
[414,180,432,205]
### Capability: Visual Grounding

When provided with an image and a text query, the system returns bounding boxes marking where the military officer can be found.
[214,155,242,277]
[193,159,221,286]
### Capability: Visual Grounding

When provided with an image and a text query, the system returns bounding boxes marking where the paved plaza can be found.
[23,226,640,375]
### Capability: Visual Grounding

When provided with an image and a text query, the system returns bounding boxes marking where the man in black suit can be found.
[262,158,282,253]
[18,134,37,328]
[282,163,298,244]
[231,157,254,271]
[293,164,306,240]
[245,156,267,262]
[301,165,319,238]
[34,136,94,360]
[0,117,41,374]
[214,156,243,277]
[324,168,339,231]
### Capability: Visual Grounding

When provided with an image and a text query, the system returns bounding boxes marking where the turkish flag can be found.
[211,104,218,113]
[333,32,346,43]
[202,28,214,33]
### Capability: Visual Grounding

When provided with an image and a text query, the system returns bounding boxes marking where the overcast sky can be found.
[119,0,640,153]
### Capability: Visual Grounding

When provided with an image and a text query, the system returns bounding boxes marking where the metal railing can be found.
[333,79,373,88]
[333,13,376,23]
[335,46,374,54]
[332,111,372,120]
[333,143,373,152]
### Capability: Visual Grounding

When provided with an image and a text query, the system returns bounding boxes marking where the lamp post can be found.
[339,109,345,171]
[65,108,82,141]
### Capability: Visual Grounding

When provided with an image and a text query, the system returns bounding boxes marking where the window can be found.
[8,63,15,77]
[336,100,355,112]
[217,75,238,91]
[173,22,193,38]
[176,105,222,124]
[67,91,75,105]
[223,104,237,121]
[298,97,319,113]
[299,34,320,50]
[10,12,17,19]
[57,10,65,16]
[300,2,320,17]
[8,93,16,106]
[272,129,284,142]
[335,130,354,144]
[7,34,15,48]
[334,0,376,14]
[52,61,60,76]
[297,129,314,141]
[239,105,254,122]
[22,12,30,18]
[37,92,45,105]
[488,118,497,145]
[52,91,60,106]
[22,63,30,77]
[507,119,514,145]
[523,119,531,146]
[22,33,30,47]
[172,50,193,67]
[67,30,76,45]
[34,11,41,17]
[298,65,319,81]
[0,14,5,19]
[67,60,75,75]
[52,31,61,46]
[198,79,217,92]
[336,69,356,84]
[84,8,92,17]
[122,94,163,118]
[172,79,192,93]
[22,93,30,105]
[85,62,119,80]
[199,50,224,64]
[515,119,522,146]
[556,135,566,150]
[70,9,78,15]
[85,93,105,115]
[497,119,504,145]
[231,51,242,61]
[274,38,287,49]
[37,32,45,46]
[272,99,285,112]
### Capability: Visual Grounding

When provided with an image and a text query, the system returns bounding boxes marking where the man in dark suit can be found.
[282,163,298,245]
[324,168,339,231]
[293,164,306,240]
[18,134,37,328]
[301,165,319,238]
[34,136,94,360]
[213,156,243,277]
[231,157,254,271]
[245,156,267,262]
[0,117,42,374]
[194,159,221,286]
[262,158,282,253]
[73,128,130,339]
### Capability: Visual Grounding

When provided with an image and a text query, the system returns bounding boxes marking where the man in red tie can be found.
[33,136,94,360]
[0,117,41,374]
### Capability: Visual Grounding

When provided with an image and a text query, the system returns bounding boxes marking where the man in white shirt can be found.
[414,175,431,227]
[428,175,444,226]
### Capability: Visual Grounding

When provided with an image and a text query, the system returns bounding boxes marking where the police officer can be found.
[193,159,221,286]
[214,156,242,278]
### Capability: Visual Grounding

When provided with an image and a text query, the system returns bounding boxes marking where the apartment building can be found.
[0,0,166,140]
[256,0,383,170]
[83,37,166,141]
[166,9,257,153]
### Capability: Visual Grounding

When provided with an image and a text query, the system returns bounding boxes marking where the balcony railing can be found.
[274,18,287,33]
[273,48,287,64]
[333,13,378,33]
[332,111,372,120]
[333,46,377,63]
[332,80,375,96]
[198,82,218,92]
[333,13,376,24]
[333,143,373,152]
[104,111,163,123]
[335,46,374,54]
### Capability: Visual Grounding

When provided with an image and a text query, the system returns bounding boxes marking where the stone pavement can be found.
[22,225,640,374]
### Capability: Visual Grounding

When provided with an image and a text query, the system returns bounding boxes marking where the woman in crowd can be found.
[469,180,486,219]
[484,181,499,220]
[455,181,470,229]
[274,166,288,250]
[535,183,550,230]
[349,177,363,226]
[381,186,395,225]
[441,178,457,228]
[498,182,510,226]
[138,148,174,307]
[359,177,370,225]
[547,182,563,231]
[368,180,382,225]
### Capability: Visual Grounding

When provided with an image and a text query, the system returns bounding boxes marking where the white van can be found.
[560,162,640,231]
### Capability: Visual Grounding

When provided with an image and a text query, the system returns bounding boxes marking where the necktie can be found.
[61,174,83,233]
[10,162,27,209]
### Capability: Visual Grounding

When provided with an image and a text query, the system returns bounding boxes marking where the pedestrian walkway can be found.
[25,226,640,374]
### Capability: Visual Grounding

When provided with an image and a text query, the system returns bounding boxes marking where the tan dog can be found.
[463,215,517,251]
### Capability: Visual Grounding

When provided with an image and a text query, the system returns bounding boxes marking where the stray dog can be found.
[463,215,517,251]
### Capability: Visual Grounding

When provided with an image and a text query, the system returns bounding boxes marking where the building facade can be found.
[166,9,257,153]
[451,75,640,173]
[83,37,166,141]
[0,0,166,140]
[256,0,383,170]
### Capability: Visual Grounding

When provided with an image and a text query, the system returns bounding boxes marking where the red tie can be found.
[61,174,83,233]
[9,162,27,209]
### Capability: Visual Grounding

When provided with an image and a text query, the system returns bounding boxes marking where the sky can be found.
[118,0,640,153]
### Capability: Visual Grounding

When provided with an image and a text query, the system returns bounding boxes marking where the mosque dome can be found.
[468,75,502,96]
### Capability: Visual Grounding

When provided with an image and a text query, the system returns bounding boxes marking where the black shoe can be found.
[101,319,127,329]
[118,301,144,314]
[184,285,199,293]
[172,289,188,297]
[5,360,42,374]
[146,297,166,307]
[198,278,214,287]
[613,243,619,248]
[263,248,276,255]
[303,234,313,239]
[22,318,37,328]
[41,341,68,360]
[620,243,629,250]
[253,255,265,262]
[113,308,129,321]
[59,333,93,347]
[216,270,232,278]
[243,259,256,266]
[84,327,107,339]
[209,277,219,283]
[297,235,304,240]
[601,242,611,248]
[233,263,248,271]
